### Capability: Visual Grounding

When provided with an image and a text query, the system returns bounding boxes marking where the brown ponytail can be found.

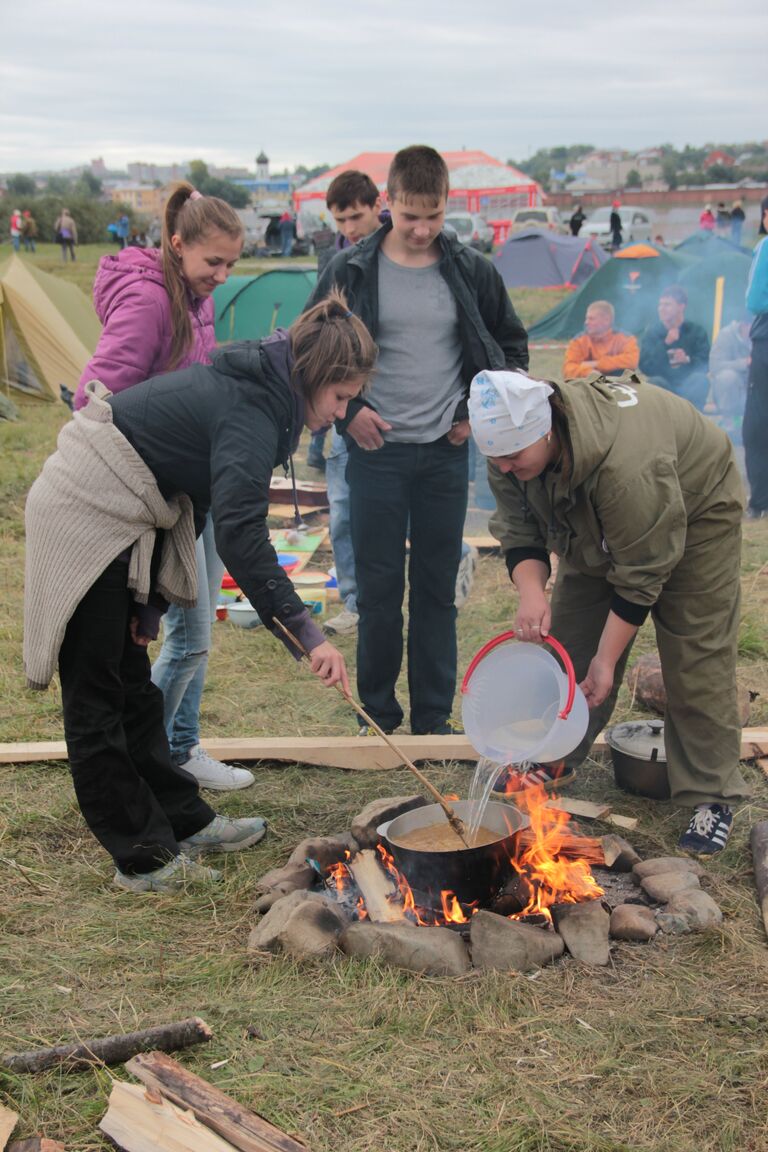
[289,288,377,402]
[161,181,244,369]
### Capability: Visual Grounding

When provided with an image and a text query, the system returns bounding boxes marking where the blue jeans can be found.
[468,438,496,511]
[11,235,20,252]
[326,430,357,613]
[151,515,224,762]
[348,436,468,733]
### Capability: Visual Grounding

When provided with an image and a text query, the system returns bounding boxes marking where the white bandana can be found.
[469,370,553,457]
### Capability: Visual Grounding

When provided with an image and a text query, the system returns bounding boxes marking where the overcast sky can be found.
[2,0,766,175]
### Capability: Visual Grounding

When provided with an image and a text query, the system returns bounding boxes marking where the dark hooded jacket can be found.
[109,331,324,652]
[306,218,529,431]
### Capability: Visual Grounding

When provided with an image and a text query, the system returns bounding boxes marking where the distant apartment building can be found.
[127,161,190,183]
[565,149,662,190]
[109,183,166,216]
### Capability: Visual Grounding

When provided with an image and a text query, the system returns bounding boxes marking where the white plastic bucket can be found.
[461,630,588,765]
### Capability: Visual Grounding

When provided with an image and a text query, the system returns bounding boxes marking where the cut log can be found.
[347,850,405,923]
[750,820,768,939]
[606,813,639,831]
[0,1105,18,1150]
[517,829,606,865]
[1,1017,211,1074]
[99,1080,238,1152]
[125,1051,309,1152]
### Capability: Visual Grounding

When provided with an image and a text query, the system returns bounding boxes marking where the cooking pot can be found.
[604,719,670,800]
[377,800,529,909]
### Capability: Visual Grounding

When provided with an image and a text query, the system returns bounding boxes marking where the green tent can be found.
[0,254,101,401]
[214,267,318,343]
[528,246,690,342]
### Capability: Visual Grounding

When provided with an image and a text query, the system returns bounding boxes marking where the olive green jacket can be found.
[488,375,744,615]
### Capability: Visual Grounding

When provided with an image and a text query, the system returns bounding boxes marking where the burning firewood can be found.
[347,850,405,922]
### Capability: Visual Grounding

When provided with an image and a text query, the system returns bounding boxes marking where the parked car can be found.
[582,206,655,244]
[508,206,566,234]
[444,212,494,253]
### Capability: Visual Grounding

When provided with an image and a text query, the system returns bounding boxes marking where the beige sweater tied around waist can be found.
[23,380,198,689]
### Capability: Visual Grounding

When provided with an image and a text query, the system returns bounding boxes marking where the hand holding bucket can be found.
[461,630,588,766]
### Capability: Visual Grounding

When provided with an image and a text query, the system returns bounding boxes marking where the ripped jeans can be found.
[150,515,224,764]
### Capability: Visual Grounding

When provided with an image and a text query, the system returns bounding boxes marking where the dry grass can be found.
[1,257,768,1151]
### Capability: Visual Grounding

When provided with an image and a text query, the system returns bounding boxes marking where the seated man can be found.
[709,316,751,427]
[639,285,710,410]
[563,301,639,379]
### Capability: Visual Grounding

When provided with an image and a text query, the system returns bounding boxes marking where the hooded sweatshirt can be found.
[488,374,743,624]
[74,247,215,410]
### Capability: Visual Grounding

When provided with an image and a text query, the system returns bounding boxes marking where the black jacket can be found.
[109,333,324,652]
[639,320,710,384]
[306,219,529,430]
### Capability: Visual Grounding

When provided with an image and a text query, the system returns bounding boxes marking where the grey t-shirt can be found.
[370,251,464,444]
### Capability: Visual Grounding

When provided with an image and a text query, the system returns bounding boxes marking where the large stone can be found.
[663,889,723,931]
[339,921,471,976]
[278,899,350,958]
[632,856,704,882]
[600,835,641,871]
[551,899,611,965]
[253,862,316,912]
[609,904,658,941]
[248,890,333,953]
[625,653,750,724]
[640,870,700,903]
[469,910,564,972]
[288,832,358,871]
[351,795,429,849]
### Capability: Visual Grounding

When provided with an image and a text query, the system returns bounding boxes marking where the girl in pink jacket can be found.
[77,184,247,792]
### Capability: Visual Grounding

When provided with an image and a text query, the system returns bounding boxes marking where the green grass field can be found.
[1,248,767,1151]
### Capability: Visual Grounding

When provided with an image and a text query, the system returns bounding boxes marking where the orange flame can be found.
[507,781,603,921]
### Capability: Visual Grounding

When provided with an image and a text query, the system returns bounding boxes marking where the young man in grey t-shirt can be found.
[308,145,528,735]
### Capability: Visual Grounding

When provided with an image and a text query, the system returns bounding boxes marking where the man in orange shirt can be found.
[563,301,639,379]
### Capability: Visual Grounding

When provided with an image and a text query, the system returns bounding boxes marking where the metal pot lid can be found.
[605,719,667,762]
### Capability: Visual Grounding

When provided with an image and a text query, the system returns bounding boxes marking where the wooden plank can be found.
[606,813,639,831]
[5,729,768,770]
[0,1105,19,1150]
[125,1051,308,1152]
[268,502,327,518]
[462,535,499,552]
[545,797,612,821]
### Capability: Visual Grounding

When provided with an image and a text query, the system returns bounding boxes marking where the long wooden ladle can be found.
[273,618,470,848]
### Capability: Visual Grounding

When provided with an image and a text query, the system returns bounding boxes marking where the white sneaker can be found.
[455,545,478,609]
[178,745,255,792]
[180,814,267,856]
[114,853,221,894]
[323,609,359,636]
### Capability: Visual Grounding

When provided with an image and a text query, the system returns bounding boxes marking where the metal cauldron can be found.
[377,800,530,909]
[605,719,671,800]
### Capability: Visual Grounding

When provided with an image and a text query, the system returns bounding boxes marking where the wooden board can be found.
[269,477,327,507]
[462,536,500,552]
[607,813,639,831]
[4,729,768,770]
[268,502,328,518]
[99,1081,239,1152]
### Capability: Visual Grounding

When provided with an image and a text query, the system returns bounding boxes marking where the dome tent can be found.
[493,229,608,289]
[214,268,317,343]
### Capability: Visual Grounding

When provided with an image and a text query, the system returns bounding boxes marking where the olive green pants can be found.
[551,523,748,807]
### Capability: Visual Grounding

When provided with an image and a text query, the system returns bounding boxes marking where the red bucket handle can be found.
[460,629,577,720]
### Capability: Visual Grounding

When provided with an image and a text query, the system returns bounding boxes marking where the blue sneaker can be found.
[678,804,733,856]
[180,814,267,856]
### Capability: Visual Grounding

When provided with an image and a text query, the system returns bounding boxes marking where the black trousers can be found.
[58,560,215,875]
[744,337,768,513]
[347,436,468,733]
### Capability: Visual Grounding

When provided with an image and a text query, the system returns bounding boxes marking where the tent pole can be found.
[712,275,725,342]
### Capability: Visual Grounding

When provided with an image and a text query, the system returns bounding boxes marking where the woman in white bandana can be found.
[468,369,747,858]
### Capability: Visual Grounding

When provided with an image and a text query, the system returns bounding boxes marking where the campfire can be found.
[324,783,604,929]
[249,785,724,976]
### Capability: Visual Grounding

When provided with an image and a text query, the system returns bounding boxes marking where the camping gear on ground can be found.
[493,229,608,290]
[377,800,529,909]
[461,630,588,766]
[272,618,470,846]
[213,268,317,343]
[0,254,101,401]
[604,719,670,800]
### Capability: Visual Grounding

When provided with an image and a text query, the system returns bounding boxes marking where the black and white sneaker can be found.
[678,803,733,856]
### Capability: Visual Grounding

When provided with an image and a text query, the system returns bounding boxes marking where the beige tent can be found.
[0,254,101,402]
